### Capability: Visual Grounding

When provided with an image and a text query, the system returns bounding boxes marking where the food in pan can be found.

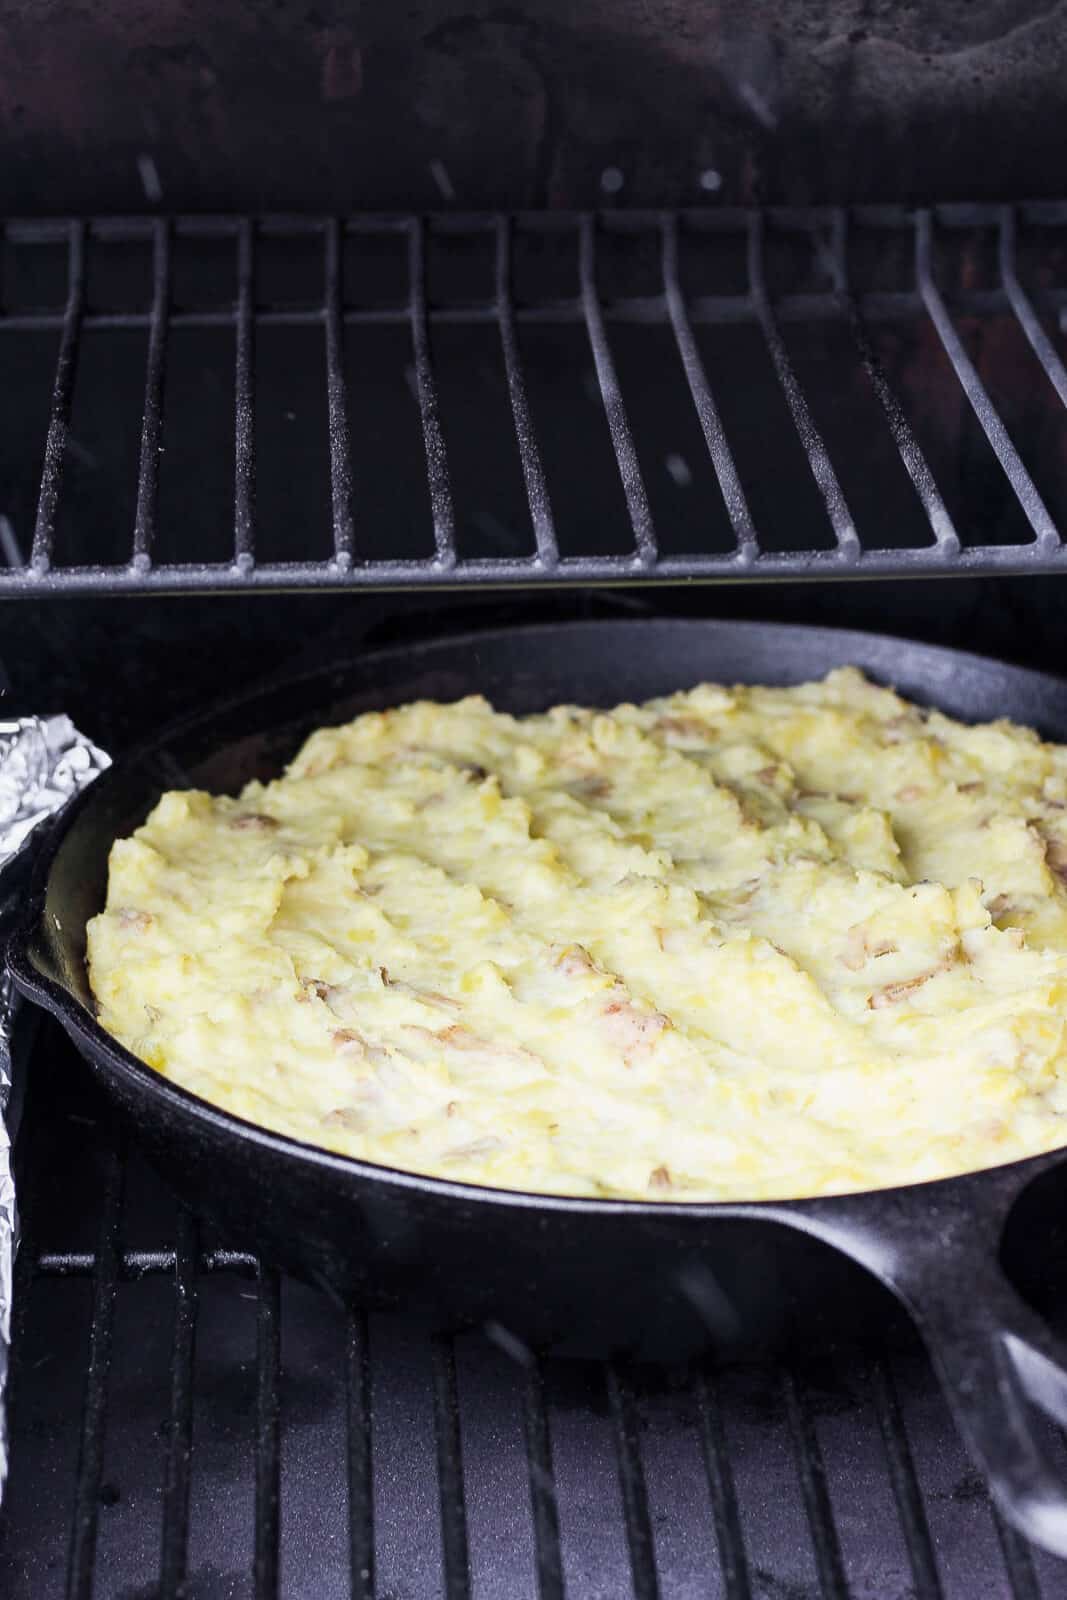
[86,667,1067,1201]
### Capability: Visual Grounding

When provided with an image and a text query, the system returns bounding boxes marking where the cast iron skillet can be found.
[11,619,1067,1557]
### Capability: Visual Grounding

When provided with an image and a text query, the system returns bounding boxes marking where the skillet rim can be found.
[10,614,1067,1219]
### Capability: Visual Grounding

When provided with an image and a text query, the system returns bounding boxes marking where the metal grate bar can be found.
[522,1359,564,1600]
[66,1135,123,1600]
[846,300,960,554]
[253,1266,281,1600]
[158,1209,199,1600]
[131,219,171,568]
[234,219,256,569]
[409,218,457,568]
[992,1507,1043,1600]
[606,1365,661,1600]
[30,219,86,574]
[871,1356,944,1600]
[15,541,1067,595]
[4,200,1067,242]
[7,290,1067,333]
[346,1310,374,1600]
[430,1335,472,1600]
[324,217,356,569]
[781,1368,849,1600]
[747,212,860,560]
[661,213,759,562]
[836,216,959,555]
[4,1189,38,1491]
[999,206,1067,415]
[915,208,1060,552]
[578,215,658,567]
[34,1245,259,1278]
[495,215,559,567]
[694,1369,752,1600]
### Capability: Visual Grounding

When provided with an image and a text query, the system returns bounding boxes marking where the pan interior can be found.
[26,619,1067,1177]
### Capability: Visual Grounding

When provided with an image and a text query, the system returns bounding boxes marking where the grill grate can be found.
[4,1024,1067,1598]
[3,203,1067,593]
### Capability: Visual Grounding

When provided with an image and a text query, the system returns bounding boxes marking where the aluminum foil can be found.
[0,715,110,1503]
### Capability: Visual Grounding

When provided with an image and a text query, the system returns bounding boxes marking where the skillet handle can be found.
[901,1248,1067,1556]
[791,1175,1067,1558]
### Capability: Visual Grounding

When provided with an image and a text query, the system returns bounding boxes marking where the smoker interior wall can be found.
[3,580,1066,758]
[0,1,1064,213]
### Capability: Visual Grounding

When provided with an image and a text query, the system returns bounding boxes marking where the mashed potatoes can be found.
[86,667,1067,1201]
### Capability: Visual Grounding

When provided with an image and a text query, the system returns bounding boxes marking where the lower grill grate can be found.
[2,1024,1065,1598]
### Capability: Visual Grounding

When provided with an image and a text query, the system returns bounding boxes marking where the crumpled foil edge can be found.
[0,715,111,1505]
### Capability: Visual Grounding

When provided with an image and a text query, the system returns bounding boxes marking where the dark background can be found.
[2,577,1064,758]
[1,1,1066,214]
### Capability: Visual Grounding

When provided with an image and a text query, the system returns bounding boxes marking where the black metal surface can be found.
[6,1024,1067,1599]
[158,1208,197,1600]
[345,1312,374,1600]
[4,0,1067,217]
[65,1136,123,1600]
[13,618,1067,1561]
[608,1364,661,1600]
[3,204,1067,592]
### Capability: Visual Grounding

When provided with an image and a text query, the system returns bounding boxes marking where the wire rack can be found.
[3,202,1067,594]
[4,1025,1067,1600]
